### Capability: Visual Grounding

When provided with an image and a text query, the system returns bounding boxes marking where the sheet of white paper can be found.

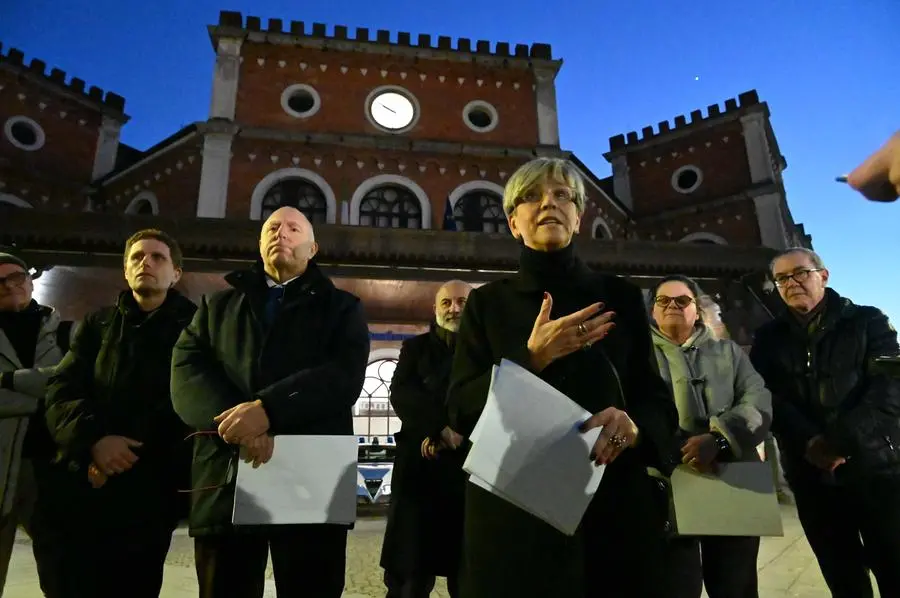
[232,435,358,526]
[670,463,784,537]
[463,359,606,535]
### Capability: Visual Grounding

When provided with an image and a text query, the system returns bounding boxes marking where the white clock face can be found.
[369,91,416,131]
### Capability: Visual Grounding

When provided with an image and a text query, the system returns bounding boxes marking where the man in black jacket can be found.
[750,247,900,598]
[43,229,196,598]
[380,279,471,598]
[171,206,370,598]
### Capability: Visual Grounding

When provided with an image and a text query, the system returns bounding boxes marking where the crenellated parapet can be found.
[209,10,558,69]
[608,90,761,152]
[0,43,127,116]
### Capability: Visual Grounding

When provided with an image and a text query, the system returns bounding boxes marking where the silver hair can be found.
[769,247,825,274]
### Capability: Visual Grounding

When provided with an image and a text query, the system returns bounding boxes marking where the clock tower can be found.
[189,10,560,228]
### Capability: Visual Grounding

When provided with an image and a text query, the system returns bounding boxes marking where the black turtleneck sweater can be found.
[0,300,42,369]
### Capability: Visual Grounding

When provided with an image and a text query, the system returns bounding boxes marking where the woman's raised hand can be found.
[526,292,615,372]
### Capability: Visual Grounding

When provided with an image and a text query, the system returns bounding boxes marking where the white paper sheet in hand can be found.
[232,435,358,526]
[463,359,605,536]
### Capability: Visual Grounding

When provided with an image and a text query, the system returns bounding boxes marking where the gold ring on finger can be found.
[610,435,626,448]
[577,322,588,336]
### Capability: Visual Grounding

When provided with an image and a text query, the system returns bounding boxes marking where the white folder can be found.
[669,462,784,537]
[463,359,605,536]
[232,435,358,526]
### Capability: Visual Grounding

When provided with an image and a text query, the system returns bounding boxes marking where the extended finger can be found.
[556,303,605,329]
[122,449,140,464]
[581,317,616,344]
[532,292,554,331]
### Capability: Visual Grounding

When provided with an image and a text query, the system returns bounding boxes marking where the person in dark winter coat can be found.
[42,229,196,598]
[446,157,679,598]
[170,206,370,598]
[380,279,472,598]
[750,247,900,598]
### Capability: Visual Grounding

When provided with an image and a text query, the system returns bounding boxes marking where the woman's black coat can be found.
[446,244,679,598]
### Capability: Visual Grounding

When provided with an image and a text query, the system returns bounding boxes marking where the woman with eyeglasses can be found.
[649,275,772,598]
[446,157,680,598]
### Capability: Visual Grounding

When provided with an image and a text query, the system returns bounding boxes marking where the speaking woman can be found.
[447,157,680,598]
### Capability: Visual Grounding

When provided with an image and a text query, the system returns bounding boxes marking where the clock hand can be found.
[377,102,397,115]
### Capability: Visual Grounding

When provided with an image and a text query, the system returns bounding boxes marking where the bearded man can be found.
[380,280,472,598]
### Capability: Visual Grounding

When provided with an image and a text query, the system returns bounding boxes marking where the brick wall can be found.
[226,136,526,227]
[635,197,762,246]
[625,119,751,217]
[235,43,539,147]
[0,70,101,208]
[102,135,204,218]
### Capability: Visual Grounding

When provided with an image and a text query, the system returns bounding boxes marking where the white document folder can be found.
[669,462,784,537]
[232,435,358,526]
[463,359,605,536]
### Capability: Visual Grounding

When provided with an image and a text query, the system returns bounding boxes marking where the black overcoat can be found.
[446,245,679,598]
[380,324,466,578]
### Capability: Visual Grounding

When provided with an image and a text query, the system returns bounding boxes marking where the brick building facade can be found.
[1,11,813,434]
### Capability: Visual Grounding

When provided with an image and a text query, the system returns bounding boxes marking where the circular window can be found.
[366,86,419,134]
[4,116,45,151]
[462,100,499,133]
[671,165,703,194]
[280,84,321,119]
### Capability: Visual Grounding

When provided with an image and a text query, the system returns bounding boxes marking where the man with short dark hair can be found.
[171,207,370,598]
[0,252,75,596]
[42,229,196,598]
[751,247,900,598]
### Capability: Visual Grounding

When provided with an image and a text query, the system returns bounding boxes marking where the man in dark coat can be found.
[750,247,900,598]
[380,279,471,598]
[42,229,196,598]
[170,206,370,598]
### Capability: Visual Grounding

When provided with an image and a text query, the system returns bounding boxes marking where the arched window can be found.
[453,191,507,233]
[354,357,401,437]
[260,178,329,224]
[359,185,422,229]
[134,200,154,215]
[593,222,606,239]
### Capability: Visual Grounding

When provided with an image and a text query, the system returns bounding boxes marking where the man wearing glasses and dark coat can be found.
[171,206,370,598]
[750,247,900,598]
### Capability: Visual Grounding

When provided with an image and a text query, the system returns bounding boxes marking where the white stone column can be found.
[534,68,560,146]
[610,154,633,211]
[91,116,122,181]
[196,132,233,218]
[753,192,790,250]
[209,37,243,120]
[741,112,775,184]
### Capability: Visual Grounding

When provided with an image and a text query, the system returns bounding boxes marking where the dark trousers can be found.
[37,528,173,598]
[195,524,348,598]
[384,569,459,598]
[791,472,900,598]
[664,535,760,598]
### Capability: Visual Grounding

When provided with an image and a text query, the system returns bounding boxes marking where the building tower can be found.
[0,44,127,212]
[604,90,811,250]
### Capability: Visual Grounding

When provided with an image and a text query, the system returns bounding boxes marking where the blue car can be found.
[356,436,396,504]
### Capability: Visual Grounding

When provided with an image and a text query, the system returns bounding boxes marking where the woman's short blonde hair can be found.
[502,157,586,215]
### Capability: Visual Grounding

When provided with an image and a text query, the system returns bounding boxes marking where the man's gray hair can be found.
[769,247,826,274]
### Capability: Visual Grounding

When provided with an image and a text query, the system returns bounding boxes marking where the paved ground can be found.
[3,505,878,597]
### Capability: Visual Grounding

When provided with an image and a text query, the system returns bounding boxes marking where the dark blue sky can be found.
[2,0,898,321]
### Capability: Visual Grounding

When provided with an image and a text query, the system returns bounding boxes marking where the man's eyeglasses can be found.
[654,295,695,309]
[773,268,823,288]
[0,271,28,289]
